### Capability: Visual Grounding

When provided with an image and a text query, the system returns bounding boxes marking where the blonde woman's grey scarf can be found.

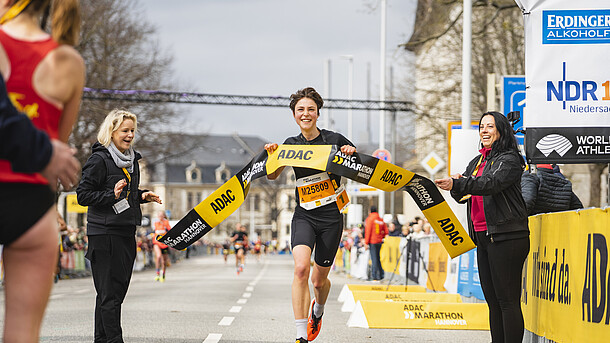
[108,142,134,173]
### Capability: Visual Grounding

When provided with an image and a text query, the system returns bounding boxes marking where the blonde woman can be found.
[77,109,161,342]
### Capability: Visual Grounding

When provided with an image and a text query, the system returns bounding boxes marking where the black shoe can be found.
[296,338,308,343]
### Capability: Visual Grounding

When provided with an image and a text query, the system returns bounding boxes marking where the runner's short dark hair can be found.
[289,87,324,115]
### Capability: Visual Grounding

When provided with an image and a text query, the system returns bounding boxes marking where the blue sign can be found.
[502,76,526,146]
[457,248,484,300]
[543,10,610,45]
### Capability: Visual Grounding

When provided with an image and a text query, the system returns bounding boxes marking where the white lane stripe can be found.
[49,294,65,300]
[237,298,247,304]
[246,286,254,292]
[229,306,242,313]
[249,281,256,286]
[202,333,222,343]
[218,316,234,326]
[242,292,252,298]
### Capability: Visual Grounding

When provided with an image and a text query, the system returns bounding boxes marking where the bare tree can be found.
[73,0,178,164]
[402,0,523,148]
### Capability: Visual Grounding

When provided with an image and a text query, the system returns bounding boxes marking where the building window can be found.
[215,161,231,183]
[254,194,260,211]
[186,160,201,183]
[187,192,194,210]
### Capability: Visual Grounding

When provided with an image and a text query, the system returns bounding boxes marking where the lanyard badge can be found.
[113,168,132,214]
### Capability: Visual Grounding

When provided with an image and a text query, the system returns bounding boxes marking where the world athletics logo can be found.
[536,134,573,157]
[543,9,610,45]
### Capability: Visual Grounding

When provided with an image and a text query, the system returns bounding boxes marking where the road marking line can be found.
[218,316,234,326]
[49,294,65,300]
[237,298,247,304]
[246,286,254,292]
[202,333,222,343]
[242,292,252,298]
[75,289,89,294]
[229,306,242,313]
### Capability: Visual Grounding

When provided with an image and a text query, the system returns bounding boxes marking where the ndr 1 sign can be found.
[516,0,610,163]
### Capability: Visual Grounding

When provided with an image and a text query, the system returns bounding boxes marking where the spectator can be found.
[422,222,433,236]
[364,206,388,281]
[435,111,529,343]
[76,109,162,343]
[387,222,401,237]
[410,223,425,239]
[521,164,583,215]
[400,224,411,237]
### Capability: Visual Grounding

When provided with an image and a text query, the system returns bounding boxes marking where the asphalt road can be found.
[0,253,492,342]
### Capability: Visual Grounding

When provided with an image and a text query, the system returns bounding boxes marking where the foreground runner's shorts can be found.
[291,212,343,267]
[0,183,54,245]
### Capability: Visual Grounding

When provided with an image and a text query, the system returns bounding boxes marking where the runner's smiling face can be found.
[112,119,135,153]
[293,97,319,133]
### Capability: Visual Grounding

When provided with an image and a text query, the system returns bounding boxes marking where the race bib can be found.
[297,172,349,211]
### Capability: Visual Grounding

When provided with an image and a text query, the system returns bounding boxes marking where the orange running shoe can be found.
[307,299,322,341]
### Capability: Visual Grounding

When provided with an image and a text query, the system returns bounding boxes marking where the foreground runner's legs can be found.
[292,245,311,342]
[3,208,57,342]
[308,262,331,341]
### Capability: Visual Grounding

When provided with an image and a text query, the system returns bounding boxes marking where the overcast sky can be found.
[144,0,417,145]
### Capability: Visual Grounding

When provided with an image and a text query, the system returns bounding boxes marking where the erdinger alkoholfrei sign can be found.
[515,0,610,163]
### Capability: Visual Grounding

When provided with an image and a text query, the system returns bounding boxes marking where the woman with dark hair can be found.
[435,111,529,343]
[265,87,356,343]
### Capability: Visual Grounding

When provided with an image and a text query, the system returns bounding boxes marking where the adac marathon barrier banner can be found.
[514,0,610,163]
[522,207,610,342]
[158,145,475,258]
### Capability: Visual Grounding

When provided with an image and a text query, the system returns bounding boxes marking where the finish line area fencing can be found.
[335,235,490,331]
[334,207,609,342]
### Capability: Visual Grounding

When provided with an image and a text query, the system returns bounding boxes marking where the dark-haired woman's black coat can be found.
[449,150,529,244]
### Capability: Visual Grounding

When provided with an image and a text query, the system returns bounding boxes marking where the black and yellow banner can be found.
[158,145,475,258]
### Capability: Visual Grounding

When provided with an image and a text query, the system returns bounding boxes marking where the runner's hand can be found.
[340,145,356,155]
[41,140,80,191]
[264,143,278,154]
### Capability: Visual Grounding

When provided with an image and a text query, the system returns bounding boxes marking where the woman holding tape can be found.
[435,111,529,343]
[265,87,356,343]
[76,109,162,343]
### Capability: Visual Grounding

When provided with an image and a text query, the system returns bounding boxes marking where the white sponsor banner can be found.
[515,0,610,163]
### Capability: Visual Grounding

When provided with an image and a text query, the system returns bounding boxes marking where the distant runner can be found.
[153,211,171,282]
[230,223,248,274]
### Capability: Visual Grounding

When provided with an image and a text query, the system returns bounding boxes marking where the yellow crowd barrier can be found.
[337,284,425,303]
[523,207,610,342]
[347,300,489,329]
[341,290,462,312]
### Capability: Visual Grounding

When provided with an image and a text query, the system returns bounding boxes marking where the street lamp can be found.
[340,55,354,141]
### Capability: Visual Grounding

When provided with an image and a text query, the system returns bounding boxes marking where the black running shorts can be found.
[291,212,343,267]
[0,183,54,245]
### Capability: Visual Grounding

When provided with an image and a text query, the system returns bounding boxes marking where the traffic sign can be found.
[501,75,526,146]
[420,152,445,176]
[372,149,391,162]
